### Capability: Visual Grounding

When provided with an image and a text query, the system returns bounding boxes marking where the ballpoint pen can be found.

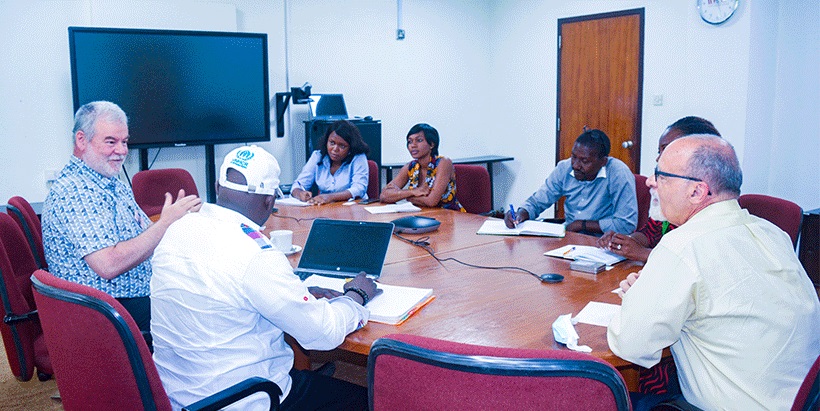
[509,204,518,226]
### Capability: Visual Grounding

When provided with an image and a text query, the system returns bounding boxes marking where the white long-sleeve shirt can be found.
[150,203,368,410]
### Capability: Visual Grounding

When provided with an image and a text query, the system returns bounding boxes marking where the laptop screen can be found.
[296,219,394,278]
[309,94,348,120]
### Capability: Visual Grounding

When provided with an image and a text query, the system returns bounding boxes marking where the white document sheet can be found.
[572,301,621,327]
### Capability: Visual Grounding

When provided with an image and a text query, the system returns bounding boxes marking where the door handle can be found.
[621,141,634,149]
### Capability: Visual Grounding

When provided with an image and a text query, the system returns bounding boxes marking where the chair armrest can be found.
[3,309,38,325]
[182,377,281,411]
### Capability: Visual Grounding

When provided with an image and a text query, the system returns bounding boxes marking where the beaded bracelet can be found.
[344,287,369,305]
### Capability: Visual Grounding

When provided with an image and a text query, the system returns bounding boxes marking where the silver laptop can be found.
[294,219,394,280]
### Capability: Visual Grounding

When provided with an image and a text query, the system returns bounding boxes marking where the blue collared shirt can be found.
[42,156,151,298]
[521,157,637,234]
[292,151,369,199]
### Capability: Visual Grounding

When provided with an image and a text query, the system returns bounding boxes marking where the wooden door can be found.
[555,9,644,217]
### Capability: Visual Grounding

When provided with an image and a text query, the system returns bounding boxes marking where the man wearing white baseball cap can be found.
[151,145,377,410]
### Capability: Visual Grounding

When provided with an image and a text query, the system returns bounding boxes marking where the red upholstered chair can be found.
[792,354,820,411]
[367,334,631,410]
[635,174,651,231]
[367,160,380,200]
[0,213,51,381]
[132,168,199,222]
[738,194,803,248]
[453,164,492,214]
[31,269,281,411]
[6,196,47,269]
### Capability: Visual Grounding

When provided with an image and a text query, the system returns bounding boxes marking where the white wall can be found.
[1,0,817,211]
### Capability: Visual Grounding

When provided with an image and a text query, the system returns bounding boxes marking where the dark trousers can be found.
[116,296,151,332]
[281,369,367,411]
[116,296,152,351]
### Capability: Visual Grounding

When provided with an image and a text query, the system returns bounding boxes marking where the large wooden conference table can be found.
[263,201,650,389]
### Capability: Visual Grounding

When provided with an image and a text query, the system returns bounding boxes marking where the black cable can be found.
[148,147,162,169]
[270,213,318,224]
[392,232,544,281]
[122,166,132,189]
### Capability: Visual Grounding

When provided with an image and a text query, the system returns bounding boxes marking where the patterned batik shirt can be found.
[406,156,465,212]
[42,156,152,298]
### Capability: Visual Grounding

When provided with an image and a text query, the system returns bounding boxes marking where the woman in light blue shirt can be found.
[291,120,370,204]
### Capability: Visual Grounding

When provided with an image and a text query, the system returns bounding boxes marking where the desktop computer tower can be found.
[304,119,381,167]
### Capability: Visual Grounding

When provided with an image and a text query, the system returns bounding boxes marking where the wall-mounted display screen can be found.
[69,26,270,149]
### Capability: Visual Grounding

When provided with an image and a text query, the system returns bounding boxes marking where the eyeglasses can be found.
[654,166,711,195]
[654,165,702,182]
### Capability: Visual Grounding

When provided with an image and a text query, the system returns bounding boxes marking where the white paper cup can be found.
[269,230,293,253]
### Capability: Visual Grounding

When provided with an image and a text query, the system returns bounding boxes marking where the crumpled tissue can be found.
[552,313,592,352]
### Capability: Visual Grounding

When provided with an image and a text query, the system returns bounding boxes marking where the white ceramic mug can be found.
[269,230,293,253]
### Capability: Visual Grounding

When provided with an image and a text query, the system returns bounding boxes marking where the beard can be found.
[648,188,667,222]
[82,151,125,178]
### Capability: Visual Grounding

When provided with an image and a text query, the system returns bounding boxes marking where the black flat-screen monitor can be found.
[69,26,270,149]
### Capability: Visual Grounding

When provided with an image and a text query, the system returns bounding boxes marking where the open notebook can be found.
[303,275,434,325]
[476,218,565,238]
[544,245,626,266]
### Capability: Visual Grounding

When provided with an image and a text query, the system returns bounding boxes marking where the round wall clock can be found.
[697,0,739,25]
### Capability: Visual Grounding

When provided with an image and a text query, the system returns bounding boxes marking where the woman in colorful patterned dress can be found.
[380,123,465,211]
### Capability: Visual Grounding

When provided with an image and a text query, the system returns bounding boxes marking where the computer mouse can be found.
[539,273,564,283]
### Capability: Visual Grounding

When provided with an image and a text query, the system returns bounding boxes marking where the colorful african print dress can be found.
[406,156,465,212]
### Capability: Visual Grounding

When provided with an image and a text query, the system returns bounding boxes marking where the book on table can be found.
[302,275,434,325]
[544,244,626,266]
[476,218,565,238]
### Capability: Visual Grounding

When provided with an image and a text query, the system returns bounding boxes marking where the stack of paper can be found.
[476,218,565,238]
[364,201,421,214]
[302,275,434,325]
[275,196,311,207]
[544,245,626,266]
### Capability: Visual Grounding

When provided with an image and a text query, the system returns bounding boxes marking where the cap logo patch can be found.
[230,149,255,169]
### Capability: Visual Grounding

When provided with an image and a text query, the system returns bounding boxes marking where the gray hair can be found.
[72,101,128,143]
[684,135,742,196]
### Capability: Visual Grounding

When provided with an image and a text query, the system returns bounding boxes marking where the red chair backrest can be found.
[368,333,630,410]
[738,194,803,248]
[31,269,171,410]
[791,354,820,411]
[0,214,50,380]
[6,196,46,269]
[453,164,492,214]
[635,174,651,231]
[132,168,199,218]
[367,160,380,200]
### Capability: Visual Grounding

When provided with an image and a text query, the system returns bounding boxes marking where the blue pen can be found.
[509,204,518,226]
